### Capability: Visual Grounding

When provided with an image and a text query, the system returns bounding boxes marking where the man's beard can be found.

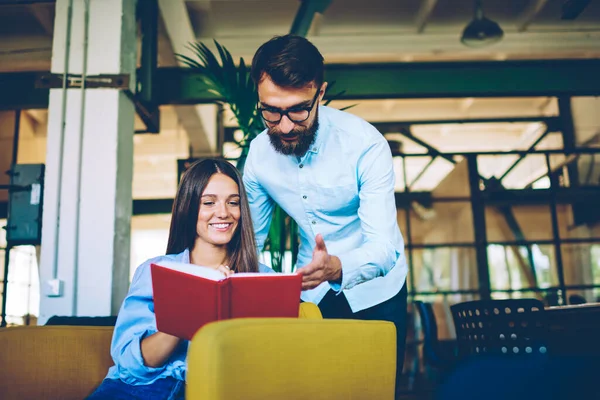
[267,112,319,157]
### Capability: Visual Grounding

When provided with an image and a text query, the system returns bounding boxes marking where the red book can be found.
[150,261,303,340]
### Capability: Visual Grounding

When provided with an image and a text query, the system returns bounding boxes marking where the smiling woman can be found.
[86,158,269,400]
[196,174,241,249]
[166,158,259,274]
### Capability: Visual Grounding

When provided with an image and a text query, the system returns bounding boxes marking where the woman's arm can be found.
[111,260,184,382]
[141,332,182,368]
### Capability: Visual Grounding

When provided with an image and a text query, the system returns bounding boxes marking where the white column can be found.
[39,0,136,323]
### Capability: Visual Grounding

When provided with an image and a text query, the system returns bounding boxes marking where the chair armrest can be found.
[299,302,322,319]
[186,318,396,399]
[0,326,114,400]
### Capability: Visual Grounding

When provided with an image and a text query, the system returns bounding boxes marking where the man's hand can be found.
[296,234,342,290]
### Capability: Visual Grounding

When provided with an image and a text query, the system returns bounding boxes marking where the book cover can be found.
[150,261,302,340]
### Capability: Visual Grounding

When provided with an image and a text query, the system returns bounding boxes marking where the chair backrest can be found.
[298,301,323,319]
[186,318,397,400]
[414,301,439,361]
[45,315,118,326]
[0,325,114,400]
[568,294,587,305]
[451,298,547,358]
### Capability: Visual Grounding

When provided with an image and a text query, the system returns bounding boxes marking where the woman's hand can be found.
[217,264,235,277]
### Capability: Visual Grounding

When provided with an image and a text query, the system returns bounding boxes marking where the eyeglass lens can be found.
[261,109,310,123]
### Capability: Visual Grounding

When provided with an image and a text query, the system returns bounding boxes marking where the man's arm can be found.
[335,135,401,290]
[243,150,275,251]
[298,132,401,291]
[297,233,342,290]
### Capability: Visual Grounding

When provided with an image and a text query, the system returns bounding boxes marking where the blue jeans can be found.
[86,377,185,400]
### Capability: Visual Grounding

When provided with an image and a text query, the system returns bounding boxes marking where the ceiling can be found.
[1,0,600,72]
[0,0,598,201]
[183,0,600,63]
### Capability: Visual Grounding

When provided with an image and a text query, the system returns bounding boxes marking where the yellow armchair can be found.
[0,303,322,399]
[0,325,114,400]
[0,303,396,400]
[186,318,397,399]
[298,300,322,319]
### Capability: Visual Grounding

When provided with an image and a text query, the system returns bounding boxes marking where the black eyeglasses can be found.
[257,90,321,124]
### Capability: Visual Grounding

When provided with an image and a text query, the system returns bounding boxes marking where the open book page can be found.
[154,260,226,281]
[232,272,299,278]
[155,261,299,279]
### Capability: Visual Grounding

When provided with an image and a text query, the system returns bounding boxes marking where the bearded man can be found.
[243,34,408,397]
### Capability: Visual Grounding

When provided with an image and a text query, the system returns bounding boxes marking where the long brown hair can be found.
[166,158,259,273]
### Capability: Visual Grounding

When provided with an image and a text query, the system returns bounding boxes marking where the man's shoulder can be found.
[323,106,382,142]
[322,107,386,154]
[322,105,364,127]
[249,129,270,149]
[246,130,272,160]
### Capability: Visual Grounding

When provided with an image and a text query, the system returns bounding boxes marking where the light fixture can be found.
[461,0,504,47]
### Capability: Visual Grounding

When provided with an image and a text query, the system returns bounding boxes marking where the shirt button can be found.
[312,221,316,225]
[302,195,307,199]
[299,164,304,168]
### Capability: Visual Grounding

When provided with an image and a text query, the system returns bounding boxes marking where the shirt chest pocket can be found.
[312,181,359,215]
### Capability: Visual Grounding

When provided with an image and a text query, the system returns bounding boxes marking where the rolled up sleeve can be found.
[110,262,167,383]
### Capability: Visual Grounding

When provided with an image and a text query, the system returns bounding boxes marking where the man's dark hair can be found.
[251,34,324,89]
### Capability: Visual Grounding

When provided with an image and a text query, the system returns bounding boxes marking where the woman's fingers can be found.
[218,264,234,277]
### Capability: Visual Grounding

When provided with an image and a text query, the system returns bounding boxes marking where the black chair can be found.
[568,294,587,305]
[45,315,117,326]
[450,299,547,358]
[543,291,560,307]
[414,301,458,370]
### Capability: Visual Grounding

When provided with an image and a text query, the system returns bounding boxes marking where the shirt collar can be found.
[180,248,191,263]
[307,106,328,155]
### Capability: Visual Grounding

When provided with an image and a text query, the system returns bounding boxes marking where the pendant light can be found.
[461,0,504,47]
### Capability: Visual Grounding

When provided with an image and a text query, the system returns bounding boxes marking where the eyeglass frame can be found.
[256,89,321,124]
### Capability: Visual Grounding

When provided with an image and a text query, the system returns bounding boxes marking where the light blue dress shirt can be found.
[105,248,272,385]
[243,105,408,313]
